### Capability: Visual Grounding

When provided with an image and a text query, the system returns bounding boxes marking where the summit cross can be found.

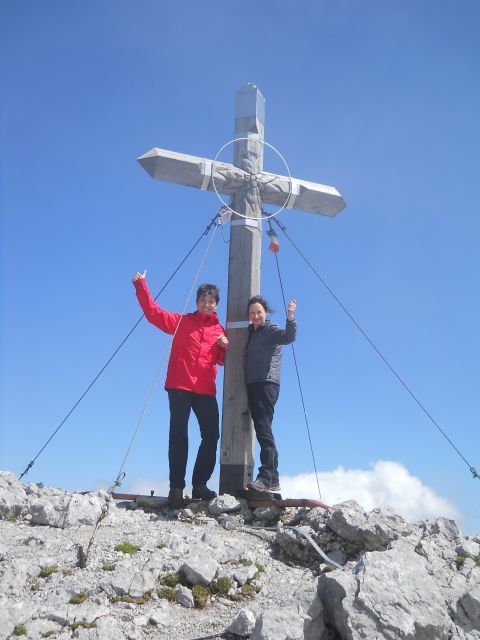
[138,83,346,496]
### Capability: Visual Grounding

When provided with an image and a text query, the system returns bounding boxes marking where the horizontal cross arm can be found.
[258,172,346,217]
[138,147,347,217]
[137,147,241,196]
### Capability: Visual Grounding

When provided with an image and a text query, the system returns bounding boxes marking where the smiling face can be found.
[196,294,218,315]
[248,301,267,328]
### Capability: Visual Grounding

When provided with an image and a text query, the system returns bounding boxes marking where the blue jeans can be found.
[247,382,280,486]
[167,389,219,490]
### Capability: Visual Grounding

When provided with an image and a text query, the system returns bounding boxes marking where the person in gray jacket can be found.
[245,295,297,493]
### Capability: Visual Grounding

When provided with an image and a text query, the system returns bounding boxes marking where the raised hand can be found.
[287,299,296,321]
[132,270,147,283]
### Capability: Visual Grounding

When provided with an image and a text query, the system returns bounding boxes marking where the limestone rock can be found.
[233,563,258,586]
[303,506,329,532]
[253,505,283,522]
[455,584,480,632]
[457,538,480,558]
[175,583,194,608]
[110,560,156,597]
[30,491,109,528]
[251,608,305,640]
[327,500,414,552]
[422,516,462,540]
[0,471,28,518]
[284,581,326,640]
[208,494,241,516]
[319,544,452,639]
[0,596,34,640]
[226,608,256,636]
[180,550,219,585]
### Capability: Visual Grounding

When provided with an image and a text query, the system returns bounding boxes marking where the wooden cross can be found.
[138,83,346,496]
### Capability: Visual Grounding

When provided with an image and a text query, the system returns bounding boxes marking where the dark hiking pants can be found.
[247,382,280,487]
[167,389,219,490]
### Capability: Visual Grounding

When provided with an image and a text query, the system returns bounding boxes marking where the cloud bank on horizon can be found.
[123,459,459,524]
[280,460,460,522]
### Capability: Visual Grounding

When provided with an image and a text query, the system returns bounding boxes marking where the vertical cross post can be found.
[137,83,346,497]
[219,84,265,496]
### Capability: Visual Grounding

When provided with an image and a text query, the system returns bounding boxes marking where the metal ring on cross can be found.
[211,137,293,221]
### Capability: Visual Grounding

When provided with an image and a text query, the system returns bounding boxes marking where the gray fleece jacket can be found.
[245,319,297,385]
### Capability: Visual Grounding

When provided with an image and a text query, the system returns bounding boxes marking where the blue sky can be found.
[1,1,479,533]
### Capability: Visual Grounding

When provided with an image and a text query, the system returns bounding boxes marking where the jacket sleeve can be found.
[134,279,182,335]
[216,326,228,366]
[270,319,297,345]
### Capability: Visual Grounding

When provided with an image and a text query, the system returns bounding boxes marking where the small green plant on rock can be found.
[156,543,166,550]
[39,565,58,578]
[69,591,88,604]
[474,555,480,567]
[192,584,209,608]
[114,541,140,554]
[102,562,115,571]
[161,571,187,588]
[12,625,27,636]
[157,586,176,601]
[210,576,232,596]
[70,620,95,631]
[240,582,256,598]
[255,562,265,574]
[111,592,151,605]
[455,555,466,569]
[41,632,56,638]
[230,580,258,602]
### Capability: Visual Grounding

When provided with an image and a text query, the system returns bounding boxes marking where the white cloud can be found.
[126,476,172,498]
[107,461,459,524]
[280,460,460,523]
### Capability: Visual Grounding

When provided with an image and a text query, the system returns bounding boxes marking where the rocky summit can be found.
[0,470,479,640]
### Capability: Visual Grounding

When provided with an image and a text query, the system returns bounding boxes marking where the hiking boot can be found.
[192,485,217,501]
[168,487,184,507]
[269,481,281,492]
[247,477,270,493]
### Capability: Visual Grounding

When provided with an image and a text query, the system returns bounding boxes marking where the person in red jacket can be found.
[132,270,228,507]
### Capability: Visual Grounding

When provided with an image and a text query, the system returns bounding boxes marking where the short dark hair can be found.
[196,284,220,303]
[248,295,272,314]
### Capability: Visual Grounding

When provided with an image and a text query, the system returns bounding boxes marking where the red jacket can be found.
[134,279,226,395]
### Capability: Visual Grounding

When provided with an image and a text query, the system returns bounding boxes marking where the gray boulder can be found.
[110,560,155,597]
[327,500,414,553]
[0,471,28,518]
[208,494,241,515]
[181,549,219,585]
[30,490,109,528]
[455,583,480,633]
[175,583,195,608]
[319,544,452,639]
[285,581,326,640]
[251,608,305,640]
[0,596,34,640]
[226,608,256,636]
